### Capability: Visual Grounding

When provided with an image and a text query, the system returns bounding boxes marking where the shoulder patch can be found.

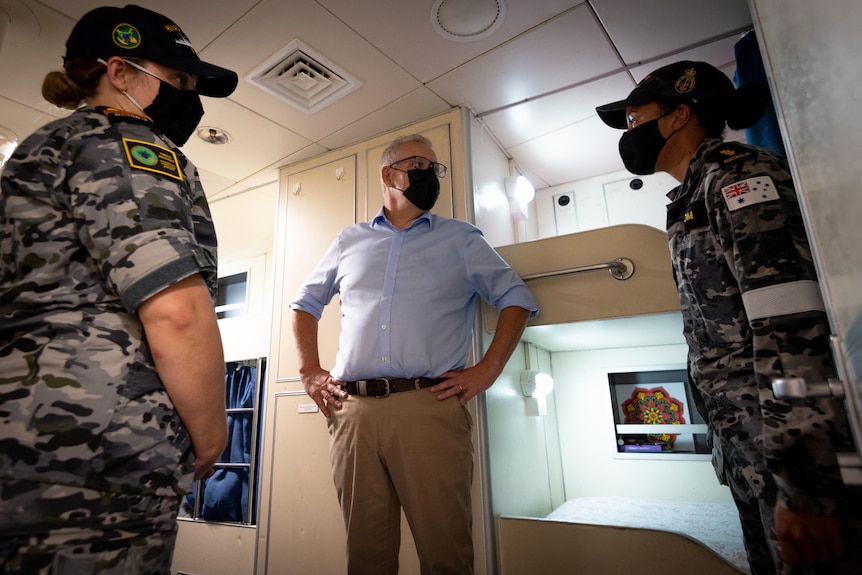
[721,176,779,212]
[707,144,754,167]
[121,138,183,181]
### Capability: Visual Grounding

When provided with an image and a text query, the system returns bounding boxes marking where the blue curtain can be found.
[734,30,786,156]
[186,361,261,522]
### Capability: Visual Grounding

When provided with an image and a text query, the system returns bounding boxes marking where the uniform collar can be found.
[667,138,723,202]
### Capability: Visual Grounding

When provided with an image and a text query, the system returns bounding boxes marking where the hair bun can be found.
[726,83,770,130]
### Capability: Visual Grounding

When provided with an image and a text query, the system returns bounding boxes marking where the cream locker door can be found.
[260,155,356,574]
[275,156,357,379]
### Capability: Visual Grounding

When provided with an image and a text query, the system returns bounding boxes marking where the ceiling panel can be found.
[429,4,621,114]
[628,36,745,82]
[0,0,756,263]
[0,0,71,135]
[481,72,635,148]
[318,0,587,83]
[317,87,452,150]
[592,0,752,64]
[201,0,427,142]
[0,95,65,145]
[181,97,313,183]
[36,0,260,46]
[509,115,625,188]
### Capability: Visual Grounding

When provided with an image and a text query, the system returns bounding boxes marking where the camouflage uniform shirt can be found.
[666,137,854,514]
[0,107,218,498]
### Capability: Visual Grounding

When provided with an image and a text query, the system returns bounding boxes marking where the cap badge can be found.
[164,24,196,53]
[674,68,697,94]
[112,23,141,49]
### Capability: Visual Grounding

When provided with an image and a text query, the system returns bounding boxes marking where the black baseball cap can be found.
[65,5,238,98]
[596,61,735,129]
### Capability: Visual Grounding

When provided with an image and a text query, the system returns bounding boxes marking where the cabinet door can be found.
[264,392,345,573]
[275,156,357,382]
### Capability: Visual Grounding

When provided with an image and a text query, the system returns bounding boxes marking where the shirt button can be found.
[381,324,387,330]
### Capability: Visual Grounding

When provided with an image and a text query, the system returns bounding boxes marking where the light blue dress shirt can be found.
[290,209,539,382]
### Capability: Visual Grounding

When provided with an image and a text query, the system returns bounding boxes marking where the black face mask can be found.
[144,81,204,146]
[618,115,673,175]
[402,168,440,211]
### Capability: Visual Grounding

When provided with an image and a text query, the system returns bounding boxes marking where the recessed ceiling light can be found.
[431,0,506,42]
[196,126,231,145]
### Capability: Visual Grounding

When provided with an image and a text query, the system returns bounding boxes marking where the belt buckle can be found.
[374,377,391,398]
[357,378,390,398]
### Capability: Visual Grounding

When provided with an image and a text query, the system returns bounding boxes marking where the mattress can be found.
[545,496,749,573]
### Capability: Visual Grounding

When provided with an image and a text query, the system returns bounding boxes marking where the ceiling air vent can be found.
[246,39,361,114]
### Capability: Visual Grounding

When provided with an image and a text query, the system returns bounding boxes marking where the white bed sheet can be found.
[545,496,749,573]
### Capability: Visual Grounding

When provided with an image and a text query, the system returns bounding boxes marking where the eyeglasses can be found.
[389,156,447,177]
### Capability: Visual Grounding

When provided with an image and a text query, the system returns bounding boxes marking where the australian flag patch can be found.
[721,176,779,212]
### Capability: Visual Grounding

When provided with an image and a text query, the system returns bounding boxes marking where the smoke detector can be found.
[431,0,506,42]
[246,39,362,114]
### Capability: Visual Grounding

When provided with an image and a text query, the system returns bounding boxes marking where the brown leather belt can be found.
[341,377,444,398]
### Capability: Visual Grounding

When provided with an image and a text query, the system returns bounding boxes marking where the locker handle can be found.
[772,377,846,399]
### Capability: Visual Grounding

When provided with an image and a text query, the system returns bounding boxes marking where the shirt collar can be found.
[371,207,434,231]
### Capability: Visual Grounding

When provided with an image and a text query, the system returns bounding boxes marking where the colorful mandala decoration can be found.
[621,386,686,446]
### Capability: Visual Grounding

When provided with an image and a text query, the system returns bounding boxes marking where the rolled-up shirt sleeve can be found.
[464,228,538,318]
[290,236,342,320]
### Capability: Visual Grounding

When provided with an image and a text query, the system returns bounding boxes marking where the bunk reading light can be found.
[505,175,535,204]
[0,125,17,168]
[505,175,535,220]
[520,342,553,415]
[520,370,555,398]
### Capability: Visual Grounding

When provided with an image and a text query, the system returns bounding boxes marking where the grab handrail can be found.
[521,257,635,282]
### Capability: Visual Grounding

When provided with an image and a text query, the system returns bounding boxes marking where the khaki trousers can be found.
[327,388,474,575]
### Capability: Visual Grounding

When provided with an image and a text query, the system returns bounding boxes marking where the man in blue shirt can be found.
[290,133,538,575]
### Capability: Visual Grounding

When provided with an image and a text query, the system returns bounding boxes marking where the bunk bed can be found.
[489,225,749,575]
[542,496,748,573]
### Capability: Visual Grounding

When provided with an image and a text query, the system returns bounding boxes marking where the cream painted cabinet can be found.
[263,391,346,573]
[275,156,358,380]
[258,154,357,574]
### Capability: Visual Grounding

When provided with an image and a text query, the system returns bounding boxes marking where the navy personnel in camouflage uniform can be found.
[0,5,238,574]
[597,61,862,574]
